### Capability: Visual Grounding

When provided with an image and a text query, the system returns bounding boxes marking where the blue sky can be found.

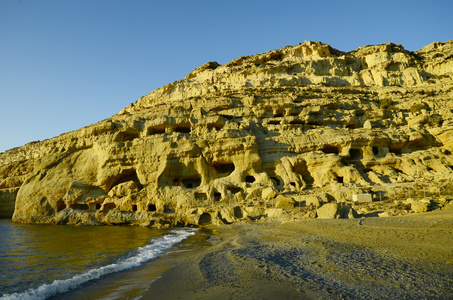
[1,0,452,153]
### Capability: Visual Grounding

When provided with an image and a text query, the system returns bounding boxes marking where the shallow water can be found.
[0,219,197,299]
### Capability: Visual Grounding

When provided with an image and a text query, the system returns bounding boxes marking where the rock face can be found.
[1,40,453,226]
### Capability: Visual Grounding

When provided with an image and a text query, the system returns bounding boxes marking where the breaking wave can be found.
[1,229,195,300]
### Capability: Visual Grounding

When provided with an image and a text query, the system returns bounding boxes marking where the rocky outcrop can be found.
[1,40,453,226]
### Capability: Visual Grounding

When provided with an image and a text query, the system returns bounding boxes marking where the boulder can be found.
[265,208,285,219]
[261,187,277,200]
[219,207,237,224]
[411,200,430,213]
[275,195,295,209]
[317,203,339,219]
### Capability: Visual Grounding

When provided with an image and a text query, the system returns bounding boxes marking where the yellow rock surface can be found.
[1,40,452,226]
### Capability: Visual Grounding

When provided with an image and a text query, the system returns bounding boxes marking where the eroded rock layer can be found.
[1,41,453,225]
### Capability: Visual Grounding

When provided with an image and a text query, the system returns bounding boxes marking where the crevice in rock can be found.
[293,161,314,187]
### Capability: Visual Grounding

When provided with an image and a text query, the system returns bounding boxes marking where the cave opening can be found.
[120,131,139,142]
[148,204,157,211]
[158,160,203,189]
[349,148,362,160]
[372,147,380,156]
[148,126,166,135]
[103,203,116,212]
[69,203,89,210]
[355,110,365,117]
[289,120,304,125]
[268,120,281,125]
[346,123,359,129]
[56,200,66,212]
[199,213,212,225]
[322,145,339,155]
[107,169,142,192]
[389,148,402,155]
[245,175,256,183]
[195,193,208,200]
[182,177,201,189]
[274,110,285,118]
[213,162,235,175]
[214,192,222,201]
[132,205,137,212]
[226,186,243,194]
[337,176,344,183]
[174,124,191,133]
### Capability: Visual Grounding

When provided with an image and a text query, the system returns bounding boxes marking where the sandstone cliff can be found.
[1,41,453,225]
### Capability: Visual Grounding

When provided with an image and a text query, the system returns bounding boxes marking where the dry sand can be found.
[143,205,453,299]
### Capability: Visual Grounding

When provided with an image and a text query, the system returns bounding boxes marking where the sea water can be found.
[0,219,197,299]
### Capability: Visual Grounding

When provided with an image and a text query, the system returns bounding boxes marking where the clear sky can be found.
[1,0,452,153]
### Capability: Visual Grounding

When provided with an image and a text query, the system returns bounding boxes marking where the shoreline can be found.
[142,205,453,299]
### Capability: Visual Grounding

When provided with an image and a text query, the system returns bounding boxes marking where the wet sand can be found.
[143,205,453,299]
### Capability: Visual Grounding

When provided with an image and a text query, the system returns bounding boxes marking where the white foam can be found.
[1,229,195,300]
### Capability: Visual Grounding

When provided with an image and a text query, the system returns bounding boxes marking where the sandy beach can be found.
[143,204,453,299]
